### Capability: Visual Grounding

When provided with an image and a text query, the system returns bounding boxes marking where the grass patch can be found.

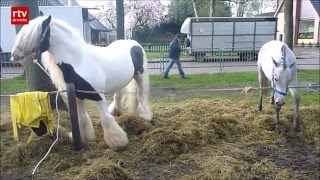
[150,72,259,88]
[150,69,319,88]
[0,75,28,95]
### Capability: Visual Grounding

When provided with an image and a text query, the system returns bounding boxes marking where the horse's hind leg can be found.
[289,87,300,132]
[134,74,152,121]
[97,94,128,150]
[108,91,123,116]
[69,98,96,142]
[258,66,265,111]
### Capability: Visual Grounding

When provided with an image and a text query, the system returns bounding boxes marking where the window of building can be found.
[298,20,314,39]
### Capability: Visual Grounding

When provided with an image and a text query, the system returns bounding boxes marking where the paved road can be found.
[1,59,319,79]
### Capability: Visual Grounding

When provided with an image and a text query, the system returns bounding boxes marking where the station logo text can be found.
[11,7,29,25]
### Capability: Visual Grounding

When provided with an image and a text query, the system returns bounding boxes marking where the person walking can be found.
[163,34,188,79]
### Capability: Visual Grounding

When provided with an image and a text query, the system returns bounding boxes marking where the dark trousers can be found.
[164,57,185,78]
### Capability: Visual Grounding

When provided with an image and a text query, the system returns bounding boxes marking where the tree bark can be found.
[11,0,67,110]
[209,0,216,17]
[284,0,293,49]
[191,0,199,17]
[116,0,125,39]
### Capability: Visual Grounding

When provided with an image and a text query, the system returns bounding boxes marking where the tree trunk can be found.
[209,0,216,17]
[11,0,67,110]
[284,0,293,49]
[116,0,125,40]
[191,0,199,17]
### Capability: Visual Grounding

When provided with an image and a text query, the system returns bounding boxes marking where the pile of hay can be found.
[0,98,319,179]
[139,99,282,162]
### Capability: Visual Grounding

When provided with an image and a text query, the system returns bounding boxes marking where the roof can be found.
[310,0,320,16]
[88,14,110,32]
[275,0,320,17]
[1,0,110,32]
[274,0,284,17]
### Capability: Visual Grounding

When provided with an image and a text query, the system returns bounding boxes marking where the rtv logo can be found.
[11,7,29,25]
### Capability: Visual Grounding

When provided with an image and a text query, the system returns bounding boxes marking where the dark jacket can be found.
[168,38,181,59]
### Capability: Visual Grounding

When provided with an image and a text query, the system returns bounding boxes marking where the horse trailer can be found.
[180,17,277,62]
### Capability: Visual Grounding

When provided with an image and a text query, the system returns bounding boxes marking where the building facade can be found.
[275,0,320,45]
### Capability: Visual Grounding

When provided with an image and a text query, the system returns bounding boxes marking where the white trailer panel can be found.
[180,17,277,61]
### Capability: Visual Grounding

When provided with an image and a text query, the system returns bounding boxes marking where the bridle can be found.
[13,23,50,63]
[271,45,288,96]
[271,75,288,96]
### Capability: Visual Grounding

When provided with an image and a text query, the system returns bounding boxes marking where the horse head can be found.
[271,55,295,106]
[10,15,51,62]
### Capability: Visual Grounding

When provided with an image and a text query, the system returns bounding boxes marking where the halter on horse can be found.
[257,40,300,132]
[11,16,152,150]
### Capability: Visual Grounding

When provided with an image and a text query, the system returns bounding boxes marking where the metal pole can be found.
[284,0,293,49]
[66,83,82,151]
[116,0,125,40]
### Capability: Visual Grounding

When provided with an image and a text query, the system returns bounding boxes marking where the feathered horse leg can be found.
[134,74,152,121]
[97,94,128,151]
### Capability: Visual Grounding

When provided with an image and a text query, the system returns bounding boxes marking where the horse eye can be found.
[274,78,278,81]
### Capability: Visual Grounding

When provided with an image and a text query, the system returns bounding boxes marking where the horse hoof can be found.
[139,112,152,121]
[68,132,73,142]
[273,125,281,133]
[104,127,128,151]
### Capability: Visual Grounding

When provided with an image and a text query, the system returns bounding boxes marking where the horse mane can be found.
[12,16,46,55]
[280,44,287,69]
[49,17,83,40]
[41,51,66,90]
[12,16,84,57]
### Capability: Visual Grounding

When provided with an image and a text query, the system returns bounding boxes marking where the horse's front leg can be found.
[69,98,96,143]
[97,94,128,151]
[258,67,264,111]
[274,104,281,132]
[289,88,300,132]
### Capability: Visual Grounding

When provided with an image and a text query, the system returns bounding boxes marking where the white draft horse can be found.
[257,40,300,132]
[11,16,152,150]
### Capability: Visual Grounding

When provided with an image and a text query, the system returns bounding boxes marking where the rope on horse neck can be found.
[33,59,51,77]
[32,91,61,176]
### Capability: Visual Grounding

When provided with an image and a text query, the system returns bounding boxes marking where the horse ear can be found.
[272,57,279,67]
[39,11,44,16]
[42,15,51,28]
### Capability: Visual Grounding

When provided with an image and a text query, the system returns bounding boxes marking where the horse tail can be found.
[122,45,152,120]
[122,79,138,114]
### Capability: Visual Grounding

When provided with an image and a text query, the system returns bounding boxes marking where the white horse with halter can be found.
[11,15,152,151]
[257,40,300,132]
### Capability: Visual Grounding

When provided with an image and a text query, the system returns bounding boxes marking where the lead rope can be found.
[32,90,61,175]
[33,59,51,77]
[31,55,62,176]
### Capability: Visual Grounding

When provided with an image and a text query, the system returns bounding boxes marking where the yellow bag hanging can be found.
[10,91,55,141]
